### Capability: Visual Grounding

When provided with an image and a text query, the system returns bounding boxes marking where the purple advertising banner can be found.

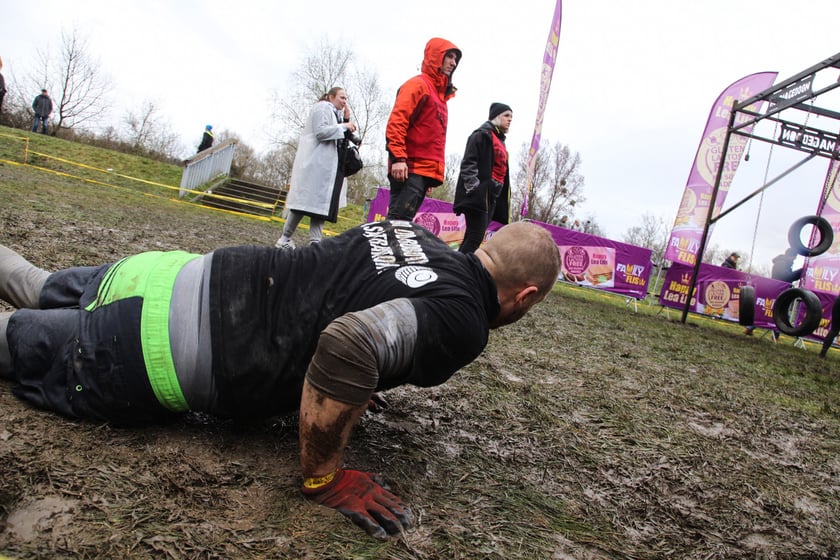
[521,221,653,300]
[659,262,791,329]
[801,159,840,296]
[522,0,563,217]
[664,72,778,265]
[809,289,838,341]
[798,158,840,340]
[367,188,653,299]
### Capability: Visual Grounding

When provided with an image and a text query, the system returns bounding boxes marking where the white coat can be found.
[284,100,348,221]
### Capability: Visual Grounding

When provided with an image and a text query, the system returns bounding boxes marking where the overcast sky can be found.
[3,0,840,268]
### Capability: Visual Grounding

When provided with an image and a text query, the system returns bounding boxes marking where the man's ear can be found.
[514,285,540,305]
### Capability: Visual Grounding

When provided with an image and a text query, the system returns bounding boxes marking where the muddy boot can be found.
[0,311,12,379]
[0,245,49,309]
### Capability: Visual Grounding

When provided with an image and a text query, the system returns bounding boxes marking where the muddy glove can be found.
[301,469,413,540]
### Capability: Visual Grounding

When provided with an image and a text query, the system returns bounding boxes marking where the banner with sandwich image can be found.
[560,245,616,288]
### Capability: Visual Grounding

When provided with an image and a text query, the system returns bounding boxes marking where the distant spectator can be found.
[197,125,214,153]
[571,219,583,232]
[771,249,798,283]
[31,89,52,134]
[0,56,6,115]
[721,252,739,270]
[559,216,569,228]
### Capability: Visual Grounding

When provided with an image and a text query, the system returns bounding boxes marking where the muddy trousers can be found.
[0,248,213,425]
[0,244,107,380]
[387,173,438,220]
[0,250,172,423]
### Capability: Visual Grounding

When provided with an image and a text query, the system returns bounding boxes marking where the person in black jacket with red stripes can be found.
[453,103,512,253]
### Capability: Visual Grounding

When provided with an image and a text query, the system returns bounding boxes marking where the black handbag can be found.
[343,143,363,177]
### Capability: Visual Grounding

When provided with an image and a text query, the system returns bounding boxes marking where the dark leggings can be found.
[458,209,490,254]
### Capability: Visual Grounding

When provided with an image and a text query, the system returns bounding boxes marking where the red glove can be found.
[302,469,413,540]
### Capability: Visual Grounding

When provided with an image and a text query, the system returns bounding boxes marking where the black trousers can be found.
[7,264,179,426]
[387,173,437,220]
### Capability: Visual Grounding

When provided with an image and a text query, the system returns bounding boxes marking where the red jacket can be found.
[386,37,461,184]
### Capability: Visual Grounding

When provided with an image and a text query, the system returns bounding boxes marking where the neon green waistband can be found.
[86,251,201,412]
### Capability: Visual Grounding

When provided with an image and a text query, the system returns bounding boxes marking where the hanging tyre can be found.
[738,285,755,326]
[773,287,823,336]
[787,216,833,257]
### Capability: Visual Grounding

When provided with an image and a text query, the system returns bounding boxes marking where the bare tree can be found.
[432,152,461,203]
[246,141,298,189]
[581,215,605,237]
[212,130,257,180]
[345,65,390,146]
[622,212,670,264]
[271,39,354,137]
[347,154,389,207]
[122,100,183,158]
[32,28,111,134]
[512,140,585,225]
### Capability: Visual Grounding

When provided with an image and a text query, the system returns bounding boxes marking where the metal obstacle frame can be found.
[681,52,840,324]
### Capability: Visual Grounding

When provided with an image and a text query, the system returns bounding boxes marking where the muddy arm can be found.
[299,379,367,478]
[298,299,417,476]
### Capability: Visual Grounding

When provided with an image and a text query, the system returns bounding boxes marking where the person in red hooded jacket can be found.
[385,37,461,220]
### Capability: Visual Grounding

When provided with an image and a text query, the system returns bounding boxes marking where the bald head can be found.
[476,222,560,327]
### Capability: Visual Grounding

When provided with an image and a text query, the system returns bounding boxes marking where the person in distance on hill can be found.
[0,219,560,540]
[453,102,513,253]
[197,124,214,152]
[385,37,461,220]
[31,88,52,134]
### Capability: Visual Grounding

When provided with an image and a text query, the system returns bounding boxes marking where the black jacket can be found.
[453,121,510,224]
[32,94,52,117]
[197,130,214,152]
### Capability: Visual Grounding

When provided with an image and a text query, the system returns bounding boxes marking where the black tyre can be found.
[773,287,823,337]
[787,216,833,257]
[738,285,755,326]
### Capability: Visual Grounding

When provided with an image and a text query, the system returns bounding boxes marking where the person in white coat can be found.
[275,87,358,248]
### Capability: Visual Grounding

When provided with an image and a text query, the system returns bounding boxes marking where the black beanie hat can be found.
[488,102,512,120]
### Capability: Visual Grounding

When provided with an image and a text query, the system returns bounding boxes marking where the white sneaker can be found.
[274,238,295,250]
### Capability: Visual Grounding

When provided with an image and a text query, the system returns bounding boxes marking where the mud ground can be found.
[1,166,838,558]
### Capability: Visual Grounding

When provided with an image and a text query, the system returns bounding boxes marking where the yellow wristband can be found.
[303,469,338,489]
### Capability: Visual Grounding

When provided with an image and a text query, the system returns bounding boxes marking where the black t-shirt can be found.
[208,220,498,418]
